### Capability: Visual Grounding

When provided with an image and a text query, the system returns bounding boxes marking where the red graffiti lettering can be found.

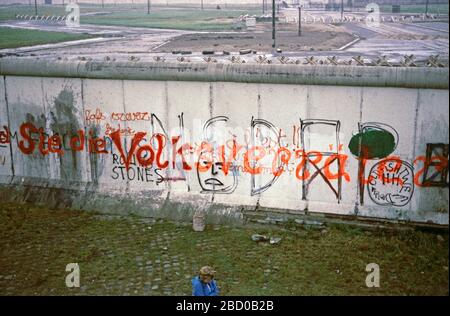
[196,142,213,173]
[105,123,135,137]
[88,133,108,154]
[70,130,85,152]
[218,140,241,176]
[111,112,151,122]
[18,122,38,155]
[413,156,427,187]
[48,135,63,155]
[38,128,49,156]
[244,146,266,175]
[414,155,449,187]
[136,144,155,168]
[84,108,106,125]
[110,130,146,170]
[0,126,10,144]
[272,147,291,177]
[295,150,323,180]
[323,154,351,182]
[171,136,192,171]
[151,133,168,169]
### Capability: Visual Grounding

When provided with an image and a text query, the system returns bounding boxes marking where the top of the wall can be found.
[0,58,448,90]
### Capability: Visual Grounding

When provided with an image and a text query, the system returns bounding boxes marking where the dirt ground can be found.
[154,23,355,53]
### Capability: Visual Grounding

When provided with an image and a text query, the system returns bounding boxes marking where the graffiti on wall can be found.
[300,119,346,202]
[0,125,9,166]
[419,143,449,188]
[250,117,287,196]
[367,158,414,207]
[348,122,399,205]
[111,152,165,184]
[0,125,10,148]
[197,116,239,194]
[1,109,448,208]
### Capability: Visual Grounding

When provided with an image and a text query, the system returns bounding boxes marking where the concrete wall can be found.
[0,59,448,226]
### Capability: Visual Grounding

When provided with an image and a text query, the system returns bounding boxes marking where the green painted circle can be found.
[348,129,396,159]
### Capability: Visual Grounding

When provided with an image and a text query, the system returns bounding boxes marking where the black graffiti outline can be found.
[250,117,286,196]
[300,118,342,202]
[358,122,399,155]
[422,143,449,187]
[367,158,414,207]
[150,112,189,188]
[356,122,399,206]
[197,116,239,194]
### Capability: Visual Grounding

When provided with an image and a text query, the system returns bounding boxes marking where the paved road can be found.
[343,22,449,60]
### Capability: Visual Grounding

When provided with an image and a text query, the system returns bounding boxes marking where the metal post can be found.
[298,5,302,36]
[341,0,344,21]
[425,0,429,16]
[147,0,151,14]
[102,0,104,9]
[201,0,204,10]
[34,0,37,16]
[272,0,276,52]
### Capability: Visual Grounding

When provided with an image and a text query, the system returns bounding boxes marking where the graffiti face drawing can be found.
[198,151,238,194]
[197,116,239,194]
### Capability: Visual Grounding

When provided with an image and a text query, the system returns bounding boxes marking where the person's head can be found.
[199,266,216,284]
